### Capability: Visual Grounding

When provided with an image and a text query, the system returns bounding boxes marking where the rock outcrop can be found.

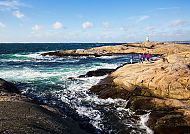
[0,78,88,134]
[89,43,190,133]
[42,42,190,57]
[78,69,116,78]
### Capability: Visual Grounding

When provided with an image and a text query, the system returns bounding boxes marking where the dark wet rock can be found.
[79,69,116,78]
[0,78,20,93]
[0,78,88,134]
[41,51,59,56]
[41,50,108,57]
[67,77,77,80]
[0,101,88,134]
[148,110,190,134]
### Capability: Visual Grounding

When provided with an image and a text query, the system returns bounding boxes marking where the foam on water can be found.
[0,67,61,81]
[0,59,31,62]
[12,52,115,65]
[97,55,123,59]
[58,76,105,129]
[98,63,118,69]
[14,52,54,60]
[57,75,132,130]
[139,112,154,134]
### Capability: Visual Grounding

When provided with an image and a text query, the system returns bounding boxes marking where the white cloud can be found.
[82,21,93,29]
[0,22,6,28]
[171,19,188,27]
[32,24,42,32]
[52,21,63,29]
[13,10,24,18]
[156,7,180,10]
[137,15,150,23]
[0,0,26,11]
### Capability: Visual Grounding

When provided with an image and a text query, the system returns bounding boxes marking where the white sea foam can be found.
[139,112,154,134]
[14,52,82,64]
[59,76,105,129]
[64,59,80,63]
[97,55,123,59]
[0,67,64,81]
[20,62,101,82]
[61,80,96,124]
[76,106,102,128]
[98,63,118,69]
[14,52,48,60]
[59,74,130,130]
[0,59,31,62]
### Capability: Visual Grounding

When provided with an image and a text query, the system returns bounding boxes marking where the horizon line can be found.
[0,40,190,44]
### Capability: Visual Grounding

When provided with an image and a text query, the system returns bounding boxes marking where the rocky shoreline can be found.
[0,78,88,134]
[2,42,190,133]
[42,42,190,57]
[88,43,190,134]
[42,42,190,133]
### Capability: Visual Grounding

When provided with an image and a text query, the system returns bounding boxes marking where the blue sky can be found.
[0,0,190,42]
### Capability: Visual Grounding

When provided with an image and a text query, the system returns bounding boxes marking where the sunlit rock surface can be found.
[89,42,190,133]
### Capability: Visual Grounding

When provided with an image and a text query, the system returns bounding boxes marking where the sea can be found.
[0,43,153,134]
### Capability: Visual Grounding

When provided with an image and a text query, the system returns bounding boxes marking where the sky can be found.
[0,0,190,43]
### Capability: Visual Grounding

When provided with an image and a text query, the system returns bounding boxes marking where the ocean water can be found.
[0,43,153,134]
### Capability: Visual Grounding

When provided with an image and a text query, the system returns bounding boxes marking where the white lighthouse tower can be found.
[146,36,149,42]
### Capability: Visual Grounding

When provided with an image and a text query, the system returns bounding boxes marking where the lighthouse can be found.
[146,36,149,42]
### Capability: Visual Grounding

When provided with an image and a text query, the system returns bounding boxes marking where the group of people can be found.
[139,53,151,63]
[129,53,151,64]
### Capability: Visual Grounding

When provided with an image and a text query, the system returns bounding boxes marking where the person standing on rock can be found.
[130,55,133,64]
[139,53,144,63]
[147,52,151,62]
[143,53,146,61]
